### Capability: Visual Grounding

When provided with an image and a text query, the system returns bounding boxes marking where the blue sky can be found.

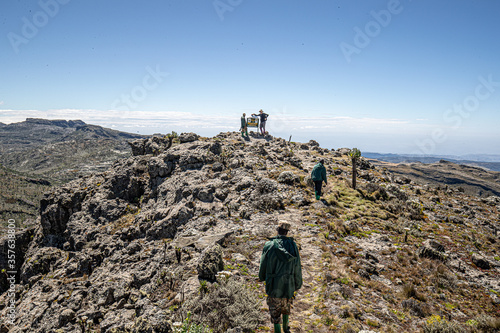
[1,0,499,155]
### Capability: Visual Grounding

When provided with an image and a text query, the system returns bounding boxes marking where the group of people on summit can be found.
[240,109,268,137]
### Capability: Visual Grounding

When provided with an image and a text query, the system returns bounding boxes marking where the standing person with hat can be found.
[259,221,302,333]
[311,159,327,200]
[252,109,269,136]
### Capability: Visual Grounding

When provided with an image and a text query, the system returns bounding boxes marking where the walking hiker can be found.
[252,109,269,135]
[259,221,302,333]
[311,159,327,200]
[240,113,248,137]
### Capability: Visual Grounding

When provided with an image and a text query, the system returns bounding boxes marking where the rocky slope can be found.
[0,118,148,231]
[0,164,51,231]
[0,132,499,333]
[0,118,147,184]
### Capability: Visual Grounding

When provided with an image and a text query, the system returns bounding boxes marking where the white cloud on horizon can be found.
[0,108,417,133]
[0,108,496,155]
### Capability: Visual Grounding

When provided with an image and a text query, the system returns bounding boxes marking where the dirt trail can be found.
[253,208,330,332]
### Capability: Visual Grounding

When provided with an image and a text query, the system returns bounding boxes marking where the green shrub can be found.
[180,278,263,333]
[423,315,469,333]
[174,312,212,333]
[475,314,500,332]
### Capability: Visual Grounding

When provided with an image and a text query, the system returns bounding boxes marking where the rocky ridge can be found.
[0,132,499,332]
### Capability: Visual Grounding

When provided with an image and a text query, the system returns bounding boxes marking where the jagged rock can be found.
[308,139,320,147]
[277,171,299,185]
[251,178,283,211]
[0,228,35,293]
[179,132,199,143]
[210,141,222,155]
[211,162,224,172]
[229,158,242,169]
[3,131,500,333]
[336,148,351,156]
[394,176,411,184]
[471,253,491,269]
[20,247,66,284]
[356,259,378,276]
[129,136,173,156]
[357,158,373,170]
[291,194,310,207]
[417,239,446,261]
[286,156,302,168]
[148,156,174,178]
[197,244,224,281]
[58,308,75,326]
[430,195,440,203]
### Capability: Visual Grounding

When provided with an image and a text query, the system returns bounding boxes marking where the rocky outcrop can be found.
[0,228,35,293]
[1,131,499,333]
[417,239,447,261]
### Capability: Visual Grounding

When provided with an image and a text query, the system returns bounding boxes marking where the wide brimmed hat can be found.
[277,220,291,231]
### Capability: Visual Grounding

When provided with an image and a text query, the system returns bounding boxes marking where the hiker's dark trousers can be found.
[314,180,323,196]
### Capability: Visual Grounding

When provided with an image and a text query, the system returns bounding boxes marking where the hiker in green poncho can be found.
[311,159,327,200]
[240,113,248,137]
[259,221,302,333]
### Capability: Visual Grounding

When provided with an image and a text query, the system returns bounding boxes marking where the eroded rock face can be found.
[2,131,500,333]
[417,239,446,261]
[471,253,491,269]
[0,228,35,293]
[179,132,200,143]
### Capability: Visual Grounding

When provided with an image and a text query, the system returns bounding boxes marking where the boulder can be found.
[308,140,320,147]
[277,171,299,185]
[417,239,446,261]
[471,253,491,269]
[179,132,199,143]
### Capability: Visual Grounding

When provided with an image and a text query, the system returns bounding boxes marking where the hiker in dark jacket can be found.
[240,113,248,137]
[311,159,327,200]
[252,109,269,136]
[259,221,302,333]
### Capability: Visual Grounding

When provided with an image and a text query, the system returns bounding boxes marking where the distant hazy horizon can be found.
[1,1,499,156]
[1,115,499,159]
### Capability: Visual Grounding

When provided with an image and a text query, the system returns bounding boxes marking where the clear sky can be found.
[1,0,499,155]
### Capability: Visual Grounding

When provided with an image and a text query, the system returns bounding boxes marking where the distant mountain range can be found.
[0,118,148,183]
[363,152,500,172]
